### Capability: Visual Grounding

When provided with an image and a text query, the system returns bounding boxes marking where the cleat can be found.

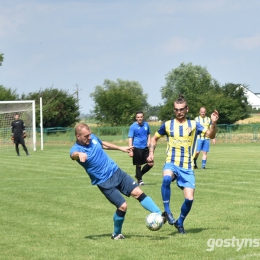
[138,180,145,186]
[194,165,198,169]
[174,222,186,234]
[202,167,205,170]
[162,211,175,225]
[111,233,125,240]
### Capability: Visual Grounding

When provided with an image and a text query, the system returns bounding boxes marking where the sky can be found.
[1,0,260,114]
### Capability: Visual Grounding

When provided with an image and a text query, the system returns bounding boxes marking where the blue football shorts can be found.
[97,168,139,208]
[196,139,210,152]
[163,163,195,189]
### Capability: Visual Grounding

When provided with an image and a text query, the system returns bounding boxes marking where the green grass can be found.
[1,143,260,260]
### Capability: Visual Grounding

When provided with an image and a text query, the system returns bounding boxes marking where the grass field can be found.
[1,142,260,260]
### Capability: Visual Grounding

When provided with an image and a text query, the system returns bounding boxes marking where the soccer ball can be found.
[145,212,163,231]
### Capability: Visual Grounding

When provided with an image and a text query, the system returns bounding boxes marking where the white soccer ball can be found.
[145,212,163,231]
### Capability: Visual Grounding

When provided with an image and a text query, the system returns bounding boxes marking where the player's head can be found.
[14,113,20,120]
[135,110,144,125]
[75,123,91,145]
[173,94,189,120]
[199,107,206,118]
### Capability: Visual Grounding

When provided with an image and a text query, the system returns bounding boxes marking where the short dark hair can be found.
[135,110,144,116]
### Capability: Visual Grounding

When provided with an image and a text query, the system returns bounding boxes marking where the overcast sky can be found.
[1,0,260,114]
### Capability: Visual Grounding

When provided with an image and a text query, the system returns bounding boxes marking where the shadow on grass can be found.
[168,227,206,236]
[84,233,168,240]
[84,227,212,240]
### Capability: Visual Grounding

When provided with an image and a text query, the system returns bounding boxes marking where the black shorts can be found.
[14,135,25,145]
[97,168,138,208]
[133,147,149,165]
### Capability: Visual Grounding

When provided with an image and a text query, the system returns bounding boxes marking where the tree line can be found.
[1,52,255,127]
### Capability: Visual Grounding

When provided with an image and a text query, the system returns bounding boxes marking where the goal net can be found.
[0,101,36,152]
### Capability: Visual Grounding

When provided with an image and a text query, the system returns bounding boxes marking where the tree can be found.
[160,62,218,120]
[21,88,80,127]
[217,83,250,124]
[0,53,3,66]
[159,63,250,124]
[0,85,19,100]
[90,79,148,126]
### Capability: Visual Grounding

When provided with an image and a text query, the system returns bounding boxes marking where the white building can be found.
[242,86,260,109]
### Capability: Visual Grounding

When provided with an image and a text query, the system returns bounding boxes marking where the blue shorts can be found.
[97,168,138,208]
[163,163,195,189]
[197,139,210,152]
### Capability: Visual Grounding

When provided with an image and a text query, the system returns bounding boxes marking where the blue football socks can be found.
[177,198,193,226]
[140,196,161,214]
[202,160,206,168]
[161,175,172,213]
[113,210,125,235]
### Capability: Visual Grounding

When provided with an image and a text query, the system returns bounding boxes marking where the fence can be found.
[39,124,260,144]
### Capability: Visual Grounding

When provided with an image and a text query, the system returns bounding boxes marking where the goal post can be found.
[0,100,36,152]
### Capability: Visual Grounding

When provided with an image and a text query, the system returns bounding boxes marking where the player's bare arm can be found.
[206,110,219,139]
[71,152,87,162]
[102,141,134,153]
[128,137,134,157]
[147,135,159,162]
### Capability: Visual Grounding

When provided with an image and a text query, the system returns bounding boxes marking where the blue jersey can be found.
[195,116,211,140]
[128,121,150,149]
[70,134,118,185]
[155,119,206,169]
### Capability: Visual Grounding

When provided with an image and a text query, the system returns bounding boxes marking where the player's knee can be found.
[118,202,127,212]
[130,186,143,199]
[162,175,172,187]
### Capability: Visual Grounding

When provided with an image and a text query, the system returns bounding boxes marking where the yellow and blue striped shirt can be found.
[155,119,206,169]
[195,116,211,140]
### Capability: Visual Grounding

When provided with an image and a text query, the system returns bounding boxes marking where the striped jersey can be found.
[155,119,206,169]
[194,116,211,140]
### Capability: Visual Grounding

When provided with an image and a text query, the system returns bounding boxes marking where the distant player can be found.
[193,107,216,169]
[70,123,162,240]
[11,113,29,156]
[128,111,153,185]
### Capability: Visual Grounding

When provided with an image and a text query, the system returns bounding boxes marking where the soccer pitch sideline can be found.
[1,143,260,260]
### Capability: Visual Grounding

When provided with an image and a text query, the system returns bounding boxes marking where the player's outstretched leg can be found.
[137,193,161,214]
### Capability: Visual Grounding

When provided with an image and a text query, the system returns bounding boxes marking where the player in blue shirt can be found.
[128,111,153,185]
[70,123,162,240]
[193,107,216,169]
[147,95,219,234]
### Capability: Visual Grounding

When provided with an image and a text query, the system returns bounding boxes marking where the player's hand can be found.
[23,133,26,138]
[78,152,87,162]
[121,146,134,153]
[211,110,219,123]
[128,150,134,157]
[147,154,154,162]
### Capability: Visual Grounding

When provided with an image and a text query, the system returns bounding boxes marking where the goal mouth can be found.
[0,101,36,152]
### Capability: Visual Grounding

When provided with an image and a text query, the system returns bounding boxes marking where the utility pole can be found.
[74,84,81,111]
